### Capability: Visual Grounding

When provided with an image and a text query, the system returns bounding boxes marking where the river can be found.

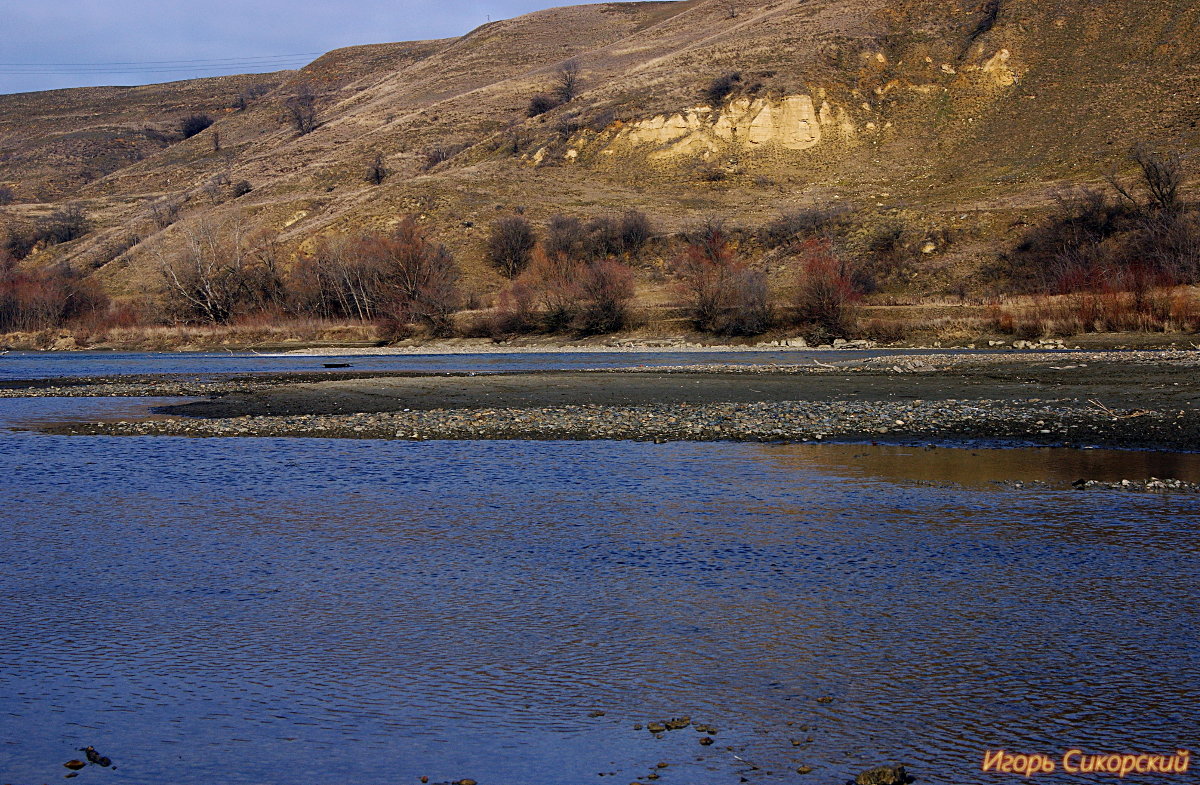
[0,353,1196,784]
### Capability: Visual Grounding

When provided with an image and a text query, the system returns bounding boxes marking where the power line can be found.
[0,53,321,67]
[0,64,311,75]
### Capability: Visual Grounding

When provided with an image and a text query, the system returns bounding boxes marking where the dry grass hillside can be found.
[0,72,291,203]
[1,0,1198,346]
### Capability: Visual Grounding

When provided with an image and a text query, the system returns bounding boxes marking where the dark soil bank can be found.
[26,351,1200,451]
[159,359,1200,418]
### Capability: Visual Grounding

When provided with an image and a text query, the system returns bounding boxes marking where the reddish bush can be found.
[672,224,770,335]
[490,244,635,336]
[575,258,635,334]
[288,218,461,334]
[793,238,860,337]
[369,218,462,335]
[0,256,109,332]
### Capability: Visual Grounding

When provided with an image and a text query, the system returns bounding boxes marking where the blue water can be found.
[0,393,1197,784]
[0,348,988,381]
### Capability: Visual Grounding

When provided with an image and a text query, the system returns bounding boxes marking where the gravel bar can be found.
[12,350,1200,451]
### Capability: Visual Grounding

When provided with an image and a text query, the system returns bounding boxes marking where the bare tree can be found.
[554,60,581,104]
[487,216,537,277]
[295,234,385,321]
[157,217,282,323]
[1133,145,1184,215]
[285,85,318,135]
[1106,145,1185,215]
[374,218,462,334]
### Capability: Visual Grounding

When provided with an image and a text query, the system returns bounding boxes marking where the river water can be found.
[0,347,996,381]
[0,354,1197,785]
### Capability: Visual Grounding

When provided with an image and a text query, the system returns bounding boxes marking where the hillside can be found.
[0,72,292,203]
[1,0,1198,337]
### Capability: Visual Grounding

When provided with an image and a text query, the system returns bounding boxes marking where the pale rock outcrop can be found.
[981,49,1017,87]
[616,94,854,159]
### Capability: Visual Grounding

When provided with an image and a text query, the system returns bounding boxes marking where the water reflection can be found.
[758,442,1200,487]
[0,399,1196,784]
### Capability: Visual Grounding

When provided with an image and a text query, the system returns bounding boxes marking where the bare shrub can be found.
[575,258,634,334]
[284,85,318,135]
[554,115,582,139]
[38,204,91,245]
[0,258,109,332]
[617,210,652,255]
[0,186,14,205]
[672,223,770,335]
[1006,148,1197,299]
[157,217,284,323]
[148,196,185,230]
[487,216,537,278]
[421,142,469,170]
[860,219,914,291]
[488,281,539,336]
[231,180,253,198]
[760,206,848,248]
[584,216,624,258]
[498,246,634,335]
[793,238,860,337]
[1002,188,1131,293]
[289,220,461,334]
[233,83,272,111]
[523,247,582,331]
[365,152,388,185]
[703,72,741,105]
[545,211,652,261]
[527,94,561,117]
[545,215,586,260]
[179,114,214,139]
[1140,209,1200,283]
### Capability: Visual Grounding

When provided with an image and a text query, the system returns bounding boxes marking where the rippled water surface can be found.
[0,348,992,381]
[1,397,1197,785]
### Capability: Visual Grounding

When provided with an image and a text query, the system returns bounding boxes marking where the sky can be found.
[0,0,642,95]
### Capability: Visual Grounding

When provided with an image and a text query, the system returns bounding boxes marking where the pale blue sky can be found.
[0,0,649,95]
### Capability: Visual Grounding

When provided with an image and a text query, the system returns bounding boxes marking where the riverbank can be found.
[18,350,1200,451]
[5,323,1200,354]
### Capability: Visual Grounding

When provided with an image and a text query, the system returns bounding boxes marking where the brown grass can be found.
[1,318,379,351]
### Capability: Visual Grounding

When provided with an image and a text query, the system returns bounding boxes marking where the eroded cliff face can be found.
[611,94,856,159]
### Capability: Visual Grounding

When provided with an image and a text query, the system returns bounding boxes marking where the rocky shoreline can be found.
[8,350,1200,454]
[35,397,1197,453]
